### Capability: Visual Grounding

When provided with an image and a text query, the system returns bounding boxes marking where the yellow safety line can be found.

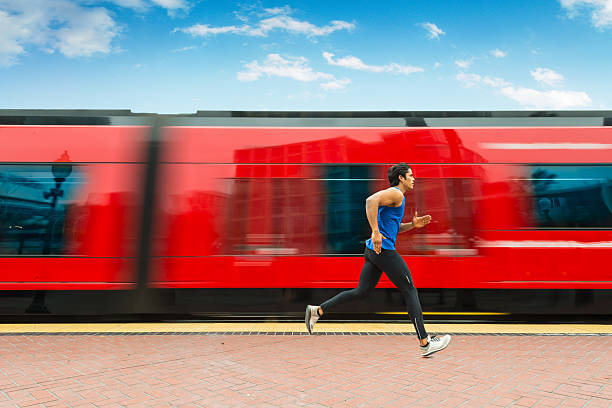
[378,312,512,316]
[0,322,610,334]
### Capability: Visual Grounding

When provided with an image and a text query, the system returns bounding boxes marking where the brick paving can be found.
[0,334,610,407]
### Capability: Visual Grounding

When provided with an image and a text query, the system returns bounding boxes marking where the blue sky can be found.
[1,0,612,113]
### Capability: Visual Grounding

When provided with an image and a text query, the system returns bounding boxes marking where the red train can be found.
[1,110,611,316]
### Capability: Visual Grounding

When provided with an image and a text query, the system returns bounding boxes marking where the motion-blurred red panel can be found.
[0,126,149,289]
[151,126,612,290]
[0,126,149,162]
[161,126,612,165]
[0,258,135,289]
[455,127,612,163]
[161,127,472,164]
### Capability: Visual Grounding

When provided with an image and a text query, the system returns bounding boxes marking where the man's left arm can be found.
[399,222,415,233]
[399,211,432,233]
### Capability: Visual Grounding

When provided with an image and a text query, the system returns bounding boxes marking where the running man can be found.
[305,163,451,357]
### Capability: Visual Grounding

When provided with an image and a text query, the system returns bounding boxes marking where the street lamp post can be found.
[42,159,72,255]
[27,152,72,314]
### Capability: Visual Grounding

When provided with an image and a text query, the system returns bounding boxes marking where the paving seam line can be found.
[0,331,610,336]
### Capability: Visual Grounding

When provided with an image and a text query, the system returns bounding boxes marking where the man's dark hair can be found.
[387,162,411,186]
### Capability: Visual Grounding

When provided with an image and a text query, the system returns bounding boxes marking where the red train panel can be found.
[151,126,612,289]
[160,126,612,164]
[0,126,149,289]
[3,123,610,291]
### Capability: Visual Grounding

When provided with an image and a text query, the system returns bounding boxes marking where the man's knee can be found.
[353,287,370,298]
[401,285,417,298]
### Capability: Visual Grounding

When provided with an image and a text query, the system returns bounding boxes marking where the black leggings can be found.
[320,248,428,340]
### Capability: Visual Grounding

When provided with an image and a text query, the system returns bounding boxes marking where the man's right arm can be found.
[365,196,381,234]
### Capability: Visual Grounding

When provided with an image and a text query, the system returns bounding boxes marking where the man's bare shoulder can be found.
[381,186,404,199]
[371,187,404,206]
[386,187,404,204]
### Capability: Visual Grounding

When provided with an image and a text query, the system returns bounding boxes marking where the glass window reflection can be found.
[222,164,477,256]
[528,166,612,229]
[0,165,82,255]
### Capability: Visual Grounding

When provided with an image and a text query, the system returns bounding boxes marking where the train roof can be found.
[0,109,611,127]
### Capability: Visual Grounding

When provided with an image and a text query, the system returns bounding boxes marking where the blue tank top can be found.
[365,187,405,251]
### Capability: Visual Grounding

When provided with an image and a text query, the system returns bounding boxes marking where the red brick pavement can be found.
[0,334,610,407]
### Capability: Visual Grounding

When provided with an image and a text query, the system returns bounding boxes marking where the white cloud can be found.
[530,67,564,87]
[456,69,591,108]
[237,53,349,90]
[559,0,612,29]
[501,86,591,109]
[55,9,118,57]
[457,71,522,89]
[0,11,26,66]
[264,6,293,16]
[434,62,441,68]
[455,59,472,69]
[482,76,512,87]
[456,72,482,87]
[321,78,351,90]
[420,22,445,39]
[150,0,190,10]
[178,25,241,36]
[491,49,507,58]
[106,0,147,9]
[176,7,354,38]
[323,52,423,75]
[257,16,354,37]
[0,0,120,66]
[107,0,191,14]
[172,45,196,52]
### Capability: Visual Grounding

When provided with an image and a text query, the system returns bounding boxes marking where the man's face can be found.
[400,170,415,190]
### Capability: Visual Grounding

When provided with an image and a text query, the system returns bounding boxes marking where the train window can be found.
[527,165,612,229]
[326,165,478,256]
[0,165,81,255]
[394,175,478,256]
[324,165,372,254]
[224,165,373,255]
[224,171,325,255]
[223,165,478,256]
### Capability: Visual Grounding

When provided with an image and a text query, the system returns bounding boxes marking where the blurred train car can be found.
[0,110,611,317]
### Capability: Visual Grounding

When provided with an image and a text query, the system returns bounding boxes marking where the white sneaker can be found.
[305,305,320,334]
[420,334,451,357]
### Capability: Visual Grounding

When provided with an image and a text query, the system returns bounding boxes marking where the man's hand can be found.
[371,230,387,254]
[412,211,432,228]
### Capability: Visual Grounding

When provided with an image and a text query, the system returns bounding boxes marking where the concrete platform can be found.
[0,323,610,407]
